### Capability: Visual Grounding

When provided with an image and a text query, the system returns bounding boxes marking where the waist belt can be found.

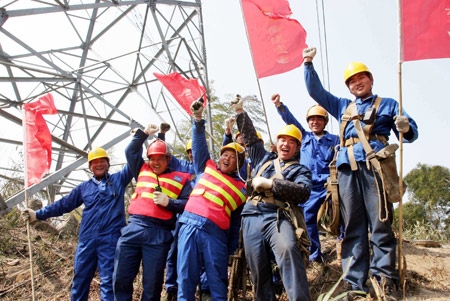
[344,134,387,147]
[344,134,388,171]
[249,191,285,208]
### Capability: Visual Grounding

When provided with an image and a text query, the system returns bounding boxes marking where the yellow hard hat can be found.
[256,131,262,140]
[234,131,242,140]
[88,147,109,163]
[306,105,329,124]
[220,142,245,169]
[221,142,245,155]
[185,139,192,153]
[276,124,302,143]
[343,62,372,85]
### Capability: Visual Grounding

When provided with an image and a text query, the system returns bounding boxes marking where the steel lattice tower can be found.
[0,0,210,211]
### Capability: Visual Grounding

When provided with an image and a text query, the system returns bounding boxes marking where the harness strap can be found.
[349,103,390,223]
[340,97,383,170]
[249,159,295,206]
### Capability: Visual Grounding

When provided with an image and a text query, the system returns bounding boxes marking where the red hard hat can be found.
[147,139,171,158]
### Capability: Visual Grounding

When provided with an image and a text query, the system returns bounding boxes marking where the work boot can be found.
[369,276,400,300]
[200,289,212,301]
[160,122,171,133]
[381,277,400,300]
[337,282,367,301]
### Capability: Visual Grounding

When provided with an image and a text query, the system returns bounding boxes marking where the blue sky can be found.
[202,0,450,177]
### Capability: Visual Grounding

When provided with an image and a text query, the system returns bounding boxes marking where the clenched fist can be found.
[271,94,281,107]
[230,94,243,113]
[145,123,159,135]
[225,117,235,131]
[303,47,316,62]
[190,100,204,120]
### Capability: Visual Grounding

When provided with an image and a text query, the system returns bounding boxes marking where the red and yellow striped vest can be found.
[128,164,190,220]
[185,160,246,230]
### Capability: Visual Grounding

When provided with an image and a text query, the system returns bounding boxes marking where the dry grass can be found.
[1,208,449,300]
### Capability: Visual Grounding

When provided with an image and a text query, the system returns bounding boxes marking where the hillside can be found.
[0,209,449,300]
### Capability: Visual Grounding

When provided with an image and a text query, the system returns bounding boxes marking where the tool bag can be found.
[375,143,404,203]
[348,102,405,204]
[318,148,340,236]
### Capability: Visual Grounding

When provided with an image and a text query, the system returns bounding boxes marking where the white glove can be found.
[225,117,235,131]
[394,115,410,133]
[22,208,37,222]
[303,47,316,61]
[154,191,169,207]
[271,94,281,107]
[252,176,274,193]
[190,100,204,120]
[230,94,243,113]
[145,123,159,135]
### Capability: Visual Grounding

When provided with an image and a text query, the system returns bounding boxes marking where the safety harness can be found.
[318,150,340,236]
[340,97,386,170]
[342,97,400,222]
[248,158,310,266]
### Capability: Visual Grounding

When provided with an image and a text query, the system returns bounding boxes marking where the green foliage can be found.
[398,163,450,242]
[0,208,22,256]
[393,201,426,232]
[169,93,267,159]
[402,220,450,242]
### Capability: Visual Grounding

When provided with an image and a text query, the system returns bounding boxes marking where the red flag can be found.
[241,0,308,78]
[23,93,57,186]
[154,72,207,115]
[401,0,450,61]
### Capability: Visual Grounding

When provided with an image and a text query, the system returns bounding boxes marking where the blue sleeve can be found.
[168,155,195,175]
[390,100,419,143]
[117,163,134,189]
[276,103,306,136]
[304,63,351,122]
[36,184,84,220]
[166,178,193,214]
[223,132,233,146]
[192,119,210,174]
[125,129,147,180]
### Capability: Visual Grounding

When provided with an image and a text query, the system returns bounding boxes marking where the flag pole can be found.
[238,0,274,145]
[23,108,37,301]
[397,0,406,292]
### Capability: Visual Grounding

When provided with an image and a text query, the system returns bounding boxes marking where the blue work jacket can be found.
[36,163,133,241]
[276,103,339,187]
[304,63,418,169]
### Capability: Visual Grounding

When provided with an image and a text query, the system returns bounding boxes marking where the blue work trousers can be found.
[242,212,310,301]
[339,163,398,292]
[164,222,180,294]
[301,186,326,262]
[177,221,228,301]
[71,232,119,301]
[113,222,173,300]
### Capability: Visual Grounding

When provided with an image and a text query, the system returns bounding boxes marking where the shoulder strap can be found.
[362,96,382,135]
[255,158,296,180]
[273,159,297,180]
[254,160,272,178]
[349,104,381,172]
[339,102,357,147]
